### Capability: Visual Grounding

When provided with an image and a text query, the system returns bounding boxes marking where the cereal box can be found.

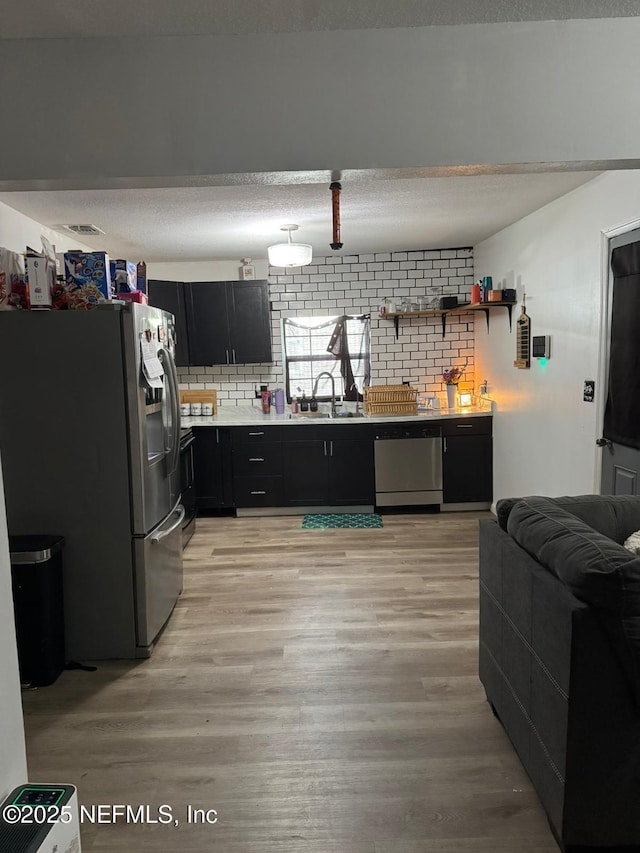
[63,251,113,309]
[25,253,56,309]
[136,261,147,293]
[0,247,26,310]
[110,259,137,293]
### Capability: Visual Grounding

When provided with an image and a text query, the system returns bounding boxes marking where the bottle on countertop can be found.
[291,396,299,414]
[309,394,318,412]
[260,384,271,414]
[300,392,309,412]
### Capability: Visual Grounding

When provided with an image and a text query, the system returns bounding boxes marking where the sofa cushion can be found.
[498,494,640,543]
[507,496,640,698]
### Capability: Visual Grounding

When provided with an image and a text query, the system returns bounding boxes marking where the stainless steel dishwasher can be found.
[374,425,442,506]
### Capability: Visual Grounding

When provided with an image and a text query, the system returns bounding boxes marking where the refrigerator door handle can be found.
[151,504,186,543]
[159,347,181,477]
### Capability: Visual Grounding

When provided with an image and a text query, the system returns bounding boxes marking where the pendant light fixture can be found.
[267,224,312,268]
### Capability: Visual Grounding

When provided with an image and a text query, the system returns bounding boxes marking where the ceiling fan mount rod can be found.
[330,181,343,251]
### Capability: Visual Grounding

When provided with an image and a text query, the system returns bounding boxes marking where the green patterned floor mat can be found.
[301,513,383,529]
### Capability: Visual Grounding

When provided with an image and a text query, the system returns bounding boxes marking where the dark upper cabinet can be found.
[148,279,272,366]
[147,279,190,366]
[186,280,272,366]
[185,281,230,366]
[228,281,273,364]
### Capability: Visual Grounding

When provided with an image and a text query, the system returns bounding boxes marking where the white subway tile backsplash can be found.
[180,247,475,401]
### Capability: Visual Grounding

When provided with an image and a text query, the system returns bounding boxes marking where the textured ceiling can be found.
[0,171,600,261]
[1,0,639,39]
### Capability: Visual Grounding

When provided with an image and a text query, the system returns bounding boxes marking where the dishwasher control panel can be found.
[375,426,441,440]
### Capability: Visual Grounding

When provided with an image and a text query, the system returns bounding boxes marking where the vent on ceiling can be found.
[62,224,104,236]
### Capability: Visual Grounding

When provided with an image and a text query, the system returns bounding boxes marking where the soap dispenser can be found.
[300,392,309,412]
[309,394,318,412]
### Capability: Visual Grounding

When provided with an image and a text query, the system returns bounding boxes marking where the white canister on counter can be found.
[190,402,202,416]
[202,402,213,416]
[180,403,191,417]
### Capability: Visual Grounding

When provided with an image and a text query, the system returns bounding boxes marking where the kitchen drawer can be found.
[232,442,282,476]
[441,416,492,437]
[233,475,283,507]
[231,426,283,444]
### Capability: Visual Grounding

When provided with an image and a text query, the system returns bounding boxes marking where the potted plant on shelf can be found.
[442,359,468,409]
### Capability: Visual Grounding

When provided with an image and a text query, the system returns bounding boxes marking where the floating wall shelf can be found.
[384,301,517,339]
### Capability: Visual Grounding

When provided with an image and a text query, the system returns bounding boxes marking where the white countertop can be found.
[181,400,493,428]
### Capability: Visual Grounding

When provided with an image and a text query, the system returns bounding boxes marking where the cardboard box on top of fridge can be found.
[63,251,113,309]
[110,259,137,293]
[117,289,148,305]
[25,252,56,309]
[136,261,147,293]
[0,247,26,310]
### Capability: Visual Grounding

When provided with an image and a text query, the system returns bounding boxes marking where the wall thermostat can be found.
[532,335,550,358]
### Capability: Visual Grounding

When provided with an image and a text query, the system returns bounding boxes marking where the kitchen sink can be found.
[288,411,367,420]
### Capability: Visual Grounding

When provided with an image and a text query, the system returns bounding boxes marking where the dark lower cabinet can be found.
[442,433,493,503]
[328,438,375,505]
[231,428,284,508]
[282,439,330,505]
[281,429,376,506]
[193,427,233,508]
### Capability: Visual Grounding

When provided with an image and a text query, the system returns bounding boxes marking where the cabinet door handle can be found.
[226,349,230,364]
[216,428,220,445]
[232,349,236,363]
[249,457,265,462]
[444,437,447,452]
[250,490,266,495]
[323,440,327,456]
[330,441,333,457]
[249,431,265,436]
[456,424,473,428]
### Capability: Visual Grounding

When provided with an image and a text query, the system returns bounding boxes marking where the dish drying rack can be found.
[363,385,418,415]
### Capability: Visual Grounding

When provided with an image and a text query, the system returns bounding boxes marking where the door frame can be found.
[594,216,640,493]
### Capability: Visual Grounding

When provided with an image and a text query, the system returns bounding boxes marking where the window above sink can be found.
[282,314,370,403]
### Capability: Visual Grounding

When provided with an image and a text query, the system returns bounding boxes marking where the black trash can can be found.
[9,535,66,687]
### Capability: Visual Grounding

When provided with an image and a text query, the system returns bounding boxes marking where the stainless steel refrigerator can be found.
[0,303,183,659]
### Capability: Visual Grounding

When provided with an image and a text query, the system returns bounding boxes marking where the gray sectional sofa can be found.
[479,494,640,852]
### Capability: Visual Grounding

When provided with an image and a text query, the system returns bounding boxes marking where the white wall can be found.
[2,18,640,187]
[0,459,27,799]
[474,170,640,504]
[148,260,270,282]
[0,200,94,256]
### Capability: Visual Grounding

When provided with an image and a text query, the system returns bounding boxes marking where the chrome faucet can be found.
[312,371,339,417]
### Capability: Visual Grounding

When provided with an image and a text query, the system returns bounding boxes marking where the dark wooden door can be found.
[601,231,640,495]
[442,435,493,503]
[282,440,329,505]
[328,438,375,504]
[185,282,230,365]
[147,279,190,366]
[227,280,272,364]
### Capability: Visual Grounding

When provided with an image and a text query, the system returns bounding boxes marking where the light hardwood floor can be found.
[22,512,558,852]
